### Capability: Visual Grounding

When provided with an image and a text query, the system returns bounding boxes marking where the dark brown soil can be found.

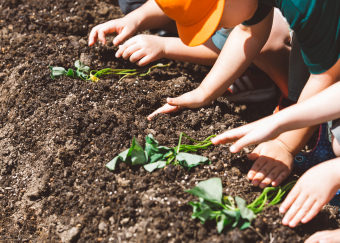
[1,0,339,242]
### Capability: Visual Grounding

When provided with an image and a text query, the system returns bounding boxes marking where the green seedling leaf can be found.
[129,137,147,165]
[143,161,167,172]
[231,210,241,228]
[66,68,75,77]
[186,177,222,204]
[144,134,172,163]
[235,196,256,222]
[106,148,129,170]
[217,213,235,233]
[50,60,170,82]
[74,60,90,73]
[50,66,67,79]
[189,200,216,223]
[176,152,210,168]
[187,178,295,233]
[239,221,251,230]
[105,137,147,170]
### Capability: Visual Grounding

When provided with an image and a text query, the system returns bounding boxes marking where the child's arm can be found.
[224,59,340,188]
[115,34,220,66]
[88,0,173,47]
[147,10,274,118]
[279,158,340,227]
[211,81,340,152]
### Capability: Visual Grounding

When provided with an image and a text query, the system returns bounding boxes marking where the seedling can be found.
[50,60,170,82]
[106,133,216,172]
[186,178,295,233]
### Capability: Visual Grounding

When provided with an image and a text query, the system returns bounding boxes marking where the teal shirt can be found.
[243,0,340,74]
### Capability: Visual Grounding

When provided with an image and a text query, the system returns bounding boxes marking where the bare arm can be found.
[212,59,340,153]
[169,9,274,107]
[130,0,174,32]
[89,0,174,46]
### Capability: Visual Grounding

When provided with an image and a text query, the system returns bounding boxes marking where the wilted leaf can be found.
[143,161,166,172]
[176,152,209,168]
[186,177,222,204]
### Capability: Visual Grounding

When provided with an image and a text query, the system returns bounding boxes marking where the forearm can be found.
[163,38,219,66]
[277,82,340,133]
[198,14,273,103]
[275,73,338,155]
[125,0,173,31]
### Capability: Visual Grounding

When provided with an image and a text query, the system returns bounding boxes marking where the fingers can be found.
[281,193,322,228]
[147,103,181,120]
[279,187,299,214]
[88,27,99,46]
[301,201,322,224]
[89,22,114,46]
[113,27,131,46]
[285,197,315,227]
[247,156,290,188]
[305,229,340,243]
[211,128,246,147]
[167,92,203,108]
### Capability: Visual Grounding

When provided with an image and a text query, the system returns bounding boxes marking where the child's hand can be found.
[147,103,180,120]
[305,229,340,243]
[211,115,280,153]
[88,17,138,47]
[147,87,212,120]
[115,34,165,66]
[279,159,340,228]
[247,140,293,188]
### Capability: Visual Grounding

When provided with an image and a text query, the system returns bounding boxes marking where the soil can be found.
[1,0,339,242]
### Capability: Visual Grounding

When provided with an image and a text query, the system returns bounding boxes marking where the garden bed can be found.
[1,0,339,242]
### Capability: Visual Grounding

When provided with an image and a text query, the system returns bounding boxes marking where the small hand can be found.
[211,115,280,153]
[247,139,293,188]
[147,103,181,120]
[115,34,165,66]
[279,160,340,228]
[88,18,137,47]
[305,229,340,243]
[147,88,211,120]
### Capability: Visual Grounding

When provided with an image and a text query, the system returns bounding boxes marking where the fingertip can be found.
[166,97,173,104]
[229,145,239,153]
[247,171,255,180]
[247,153,258,160]
[279,206,286,214]
[211,138,218,145]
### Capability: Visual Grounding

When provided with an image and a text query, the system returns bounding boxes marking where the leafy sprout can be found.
[106,133,216,172]
[50,60,170,82]
[186,178,295,233]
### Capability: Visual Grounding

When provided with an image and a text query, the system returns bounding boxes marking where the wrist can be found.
[326,159,340,189]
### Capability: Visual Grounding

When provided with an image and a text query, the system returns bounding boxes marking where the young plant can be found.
[50,60,169,82]
[106,133,216,172]
[186,178,295,233]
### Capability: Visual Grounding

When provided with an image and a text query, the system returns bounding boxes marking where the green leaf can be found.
[239,221,251,230]
[143,161,166,172]
[66,68,75,77]
[235,196,256,222]
[222,208,238,218]
[186,177,223,204]
[50,66,67,78]
[217,214,226,233]
[105,148,129,170]
[75,60,90,73]
[176,152,209,168]
[190,201,215,223]
[129,137,147,165]
[231,210,241,228]
[144,134,172,163]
